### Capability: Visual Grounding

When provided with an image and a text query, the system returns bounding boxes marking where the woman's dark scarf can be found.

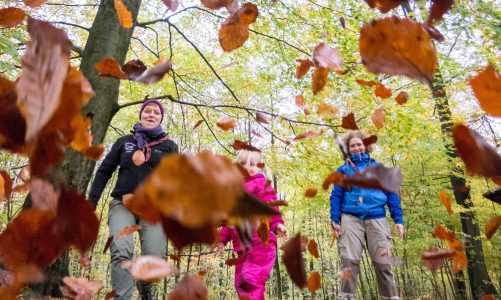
[131,123,168,163]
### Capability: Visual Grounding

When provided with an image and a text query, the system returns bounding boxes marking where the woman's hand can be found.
[213,242,225,256]
[331,221,341,239]
[275,224,288,239]
[394,224,404,239]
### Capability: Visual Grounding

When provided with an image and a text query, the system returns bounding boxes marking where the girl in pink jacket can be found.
[217,149,288,300]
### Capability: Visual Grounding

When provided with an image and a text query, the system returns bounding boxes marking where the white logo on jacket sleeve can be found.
[124,142,136,152]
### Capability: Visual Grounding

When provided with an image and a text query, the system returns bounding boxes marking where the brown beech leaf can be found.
[293,130,323,141]
[96,58,128,79]
[16,17,72,143]
[193,120,204,129]
[281,234,306,289]
[427,0,454,25]
[114,0,133,28]
[122,256,177,282]
[339,16,346,29]
[0,7,25,28]
[168,273,208,300]
[62,277,103,299]
[236,2,258,25]
[118,224,142,238]
[230,140,260,152]
[256,112,269,124]
[23,0,48,7]
[356,79,376,87]
[162,216,219,250]
[485,215,501,240]
[295,59,313,79]
[317,102,339,117]
[201,0,232,10]
[122,59,147,80]
[371,108,385,130]
[251,130,262,138]
[341,113,359,130]
[422,247,455,273]
[345,165,402,193]
[304,188,318,198]
[163,0,179,12]
[307,239,319,258]
[123,192,162,224]
[229,192,279,222]
[257,218,270,245]
[363,0,405,13]
[268,200,288,207]
[374,83,392,99]
[363,135,378,148]
[217,116,237,131]
[439,190,453,215]
[105,291,117,300]
[434,225,455,242]
[322,172,345,190]
[303,106,312,116]
[0,171,12,201]
[452,124,501,178]
[395,91,408,105]
[218,3,258,52]
[448,239,467,273]
[469,64,501,117]
[307,271,321,293]
[136,61,172,84]
[312,42,343,71]
[0,76,26,154]
[295,95,305,107]
[197,270,207,278]
[311,67,329,95]
[360,16,437,84]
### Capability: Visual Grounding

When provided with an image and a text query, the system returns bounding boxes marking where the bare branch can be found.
[52,21,90,32]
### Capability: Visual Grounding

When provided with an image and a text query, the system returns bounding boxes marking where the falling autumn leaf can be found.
[295,59,313,79]
[311,67,329,95]
[362,135,378,148]
[356,79,376,87]
[267,200,288,207]
[339,16,346,28]
[219,3,258,52]
[307,239,319,258]
[0,77,25,154]
[371,108,385,130]
[114,0,133,28]
[105,291,117,300]
[307,271,321,293]
[295,95,305,107]
[23,0,48,8]
[256,112,269,124]
[317,102,339,117]
[162,217,219,250]
[103,236,114,254]
[360,16,437,84]
[163,0,179,12]
[395,91,408,105]
[118,224,142,238]
[217,116,237,131]
[341,113,359,130]
[434,225,455,242]
[303,106,312,116]
[257,218,270,245]
[0,171,12,201]
[201,0,232,10]
[122,256,177,282]
[251,130,263,138]
[422,247,455,273]
[96,58,129,80]
[0,7,25,28]
[230,140,260,152]
[293,130,323,141]
[167,273,208,300]
[312,42,343,71]
[363,0,405,13]
[322,172,345,190]
[281,234,306,288]
[485,215,501,240]
[29,178,59,213]
[468,64,501,117]
[482,295,496,300]
[439,190,453,215]
[374,83,392,99]
[345,165,402,193]
[135,61,172,84]
[122,59,147,80]
[427,0,454,25]
[452,124,501,178]
[193,120,204,129]
[304,187,318,198]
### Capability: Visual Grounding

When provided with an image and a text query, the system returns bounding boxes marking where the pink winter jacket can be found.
[219,173,284,253]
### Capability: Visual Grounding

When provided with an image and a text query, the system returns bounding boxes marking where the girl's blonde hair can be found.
[236,149,273,179]
[342,130,373,153]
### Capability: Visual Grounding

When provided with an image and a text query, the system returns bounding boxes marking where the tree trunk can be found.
[431,69,498,299]
[27,0,142,296]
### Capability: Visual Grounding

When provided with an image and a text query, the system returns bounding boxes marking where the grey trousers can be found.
[108,198,167,300]
[337,214,399,300]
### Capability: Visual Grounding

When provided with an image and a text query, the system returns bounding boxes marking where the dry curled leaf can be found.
[439,190,453,215]
[114,0,133,28]
[136,61,172,84]
[217,116,237,131]
[345,165,402,193]
[281,234,306,289]
[341,113,359,130]
[307,271,321,293]
[293,130,323,141]
[485,215,501,240]
[312,42,343,71]
[122,59,147,80]
[371,108,385,130]
[363,0,405,13]
[0,7,25,28]
[295,59,313,79]
[356,79,376,87]
[0,76,26,154]
[468,64,501,117]
[257,218,270,245]
[360,16,437,84]
[311,67,329,95]
[0,171,12,201]
[395,91,408,105]
[307,239,319,258]
[304,187,318,198]
[96,59,128,80]
[122,256,177,282]
[303,106,312,116]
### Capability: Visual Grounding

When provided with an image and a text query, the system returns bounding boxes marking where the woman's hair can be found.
[342,130,373,153]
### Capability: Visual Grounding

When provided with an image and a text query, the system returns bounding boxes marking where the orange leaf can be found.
[485,215,501,240]
[439,190,453,215]
[293,130,323,141]
[135,61,172,84]
[434,225,455,242]
[118,224,142,238]
[0,170,12,201]
[167,274,208,300]
[295,58,313,79]
[363,0,405,13]
[256,112,269,124]
[322,172,345,190]
[317,102,339,117]
[307,239,319,258]
[341,113,359,130]
[281,234,306,288]
[236,2,258,25]
[427,0,454,25]
[452,124,501,178]
[356,79,376,87]
[295,95,305,107]
[312,67,329,95]
[217,116,237,131]
[163,0,179,12]
[267,200,288,207]
[303,106,312,116]
[257,218,270,245]
[304,187,318,198]
[23,0,48,7]
[0,7,25,28]
[122,59,147,80]
[114,0,133,28]
[96,59,128,79]
[201,0,233,10]
[482,295,496,300]
[307,271,321,293]
[374,83,392,99]
[395,91,408,105]
[468,64,501,117]
[371,108,385,130]
[312,42,343,71]
[218,4,257,52]
[360,16,437,84]
[122,256,177,282]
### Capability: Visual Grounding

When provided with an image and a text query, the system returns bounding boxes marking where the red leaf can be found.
[485,215,501,240]
[363,0,405,13]
[217,116,237,131]
[311,67,329,95]
[395,91,408,105]
[468,64,501,117]
[427,0,454,25]
[281,234,307,289]
[122,59,147,80]
[96,58,128,79]
[362,135,378,148]
[256,112,269,124]
[452,124,501,178]
[135,61,172,84]
[163,0,179,12]
[371,108,385,130]
[167,273,208,300]
[341,113,359,130]
[118,224,142,238]
[345,165,402,193]
[304,187,318,198]
[307,271,321,293]
[0,7,25,28]
[105,291,117,300]
[312,42,343,71]
[360,16,437,84]
[307,239,319,258]
[0,170,13,201]
[374,83,392,99]
[296,58,314,79]
[439,190,453,215]
[123,256,177,282]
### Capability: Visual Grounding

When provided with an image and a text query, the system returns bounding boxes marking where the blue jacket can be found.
[329,153,403,225]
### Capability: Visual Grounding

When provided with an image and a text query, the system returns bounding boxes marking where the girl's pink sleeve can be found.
[260,182,285,232]
[219,226,232,245]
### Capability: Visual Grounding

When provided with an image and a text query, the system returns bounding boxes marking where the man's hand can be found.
[394,224,404,239]
[331,221,341,239]
[275,224,288,239]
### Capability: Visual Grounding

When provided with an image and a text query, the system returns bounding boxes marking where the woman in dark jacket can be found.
[330,130,403,300]
[89,99,178,300]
